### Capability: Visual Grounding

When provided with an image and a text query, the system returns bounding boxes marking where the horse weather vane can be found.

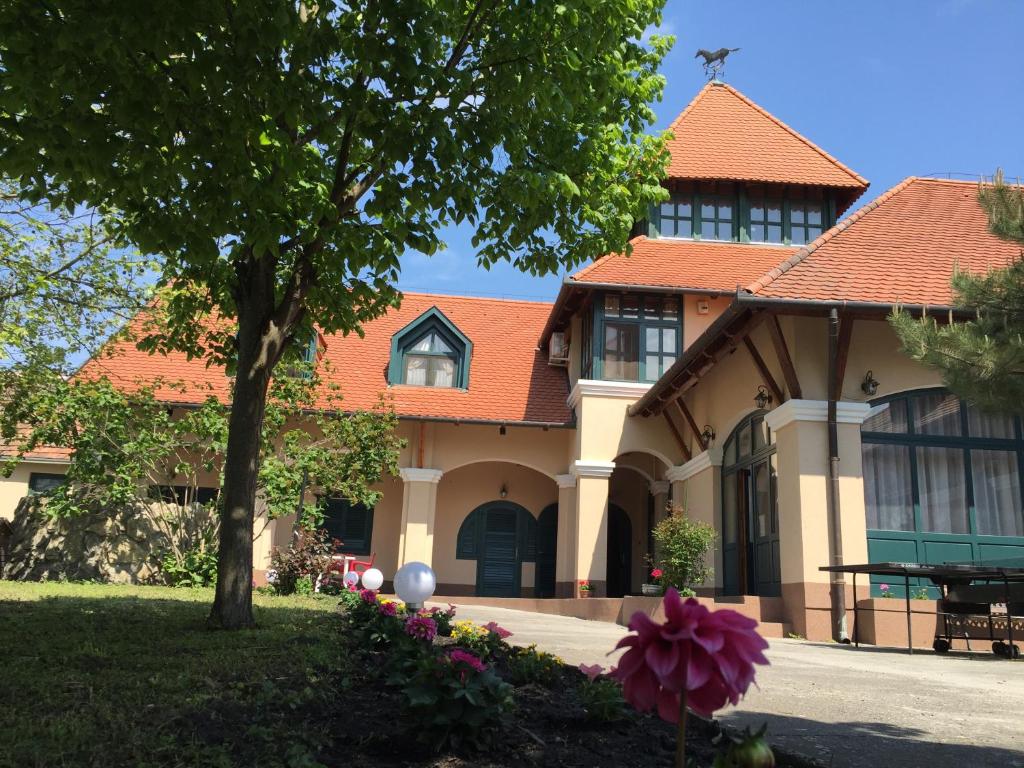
[695,47,740,81]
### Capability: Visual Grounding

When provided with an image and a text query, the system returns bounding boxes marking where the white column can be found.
[397,468,444,567]
[554,473,577,598]
[572,460,615,597]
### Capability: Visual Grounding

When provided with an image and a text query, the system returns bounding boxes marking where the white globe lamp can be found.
[343,571,359,588]
[393,561,436,609]
[361,567,384,591]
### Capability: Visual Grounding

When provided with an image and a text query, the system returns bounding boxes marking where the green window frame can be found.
[698,195,735,241]
[591,292,681,383]
[321,496,374,555]
[388,307,472,389]
[787,195,826,246]
[579,302,594,379]
[862,388,1024,596]
[657,197,694,238]
[748,198,784,244]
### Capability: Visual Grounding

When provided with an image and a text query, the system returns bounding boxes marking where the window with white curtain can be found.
[861,390,1024,539]
[402,331,459,388]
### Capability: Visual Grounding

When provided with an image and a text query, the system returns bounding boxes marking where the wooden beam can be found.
[743,336,784,405]
[663,411,692,463]
[766,315,802,400]
[832,315,854,401]
[675,399,706,450]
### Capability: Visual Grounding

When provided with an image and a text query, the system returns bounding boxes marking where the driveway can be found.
[440,601,1024,768]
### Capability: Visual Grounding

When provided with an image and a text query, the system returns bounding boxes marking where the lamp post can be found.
[394,561,436,611]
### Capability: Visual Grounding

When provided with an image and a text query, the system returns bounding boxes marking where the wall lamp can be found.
[499,483,508,499]
[861,370,880,397]
[754,385,773,410]
[700,425,716,446]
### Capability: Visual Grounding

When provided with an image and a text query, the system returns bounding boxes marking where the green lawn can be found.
[0,582,347,768]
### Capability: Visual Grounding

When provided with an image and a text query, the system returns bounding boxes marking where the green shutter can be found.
[456,509,480,559]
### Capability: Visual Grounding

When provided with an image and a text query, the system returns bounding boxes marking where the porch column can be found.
[554,473,577,598]
[665,448,724,593]
[572,460,615,597]
[765,400,870,640]
[397,468,444,567]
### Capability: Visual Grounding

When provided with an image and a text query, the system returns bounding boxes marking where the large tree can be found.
[0,0,671,627]
[892,172,1024,413]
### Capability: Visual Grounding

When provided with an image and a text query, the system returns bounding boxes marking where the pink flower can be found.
[448,648,486,673]
[405,615,437,641]
[880,583,890,592]
[378,600,398,617]
[651,568,664,579]
[359,588,378,604]
[611,588,769,721]
[483,621,512,639]
[579,663,605,681]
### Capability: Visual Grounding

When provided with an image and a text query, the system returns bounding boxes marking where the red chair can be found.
[348,552,376,575]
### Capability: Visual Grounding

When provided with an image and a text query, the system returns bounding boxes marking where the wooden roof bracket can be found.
[663,411,692,463]
[766,314,802,400]
[675,398,707,451]
[742,336,784,405]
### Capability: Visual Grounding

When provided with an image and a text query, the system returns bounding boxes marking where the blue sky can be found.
[397,0,1024,303]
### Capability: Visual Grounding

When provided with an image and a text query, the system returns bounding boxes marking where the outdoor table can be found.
[819,561,1024,657]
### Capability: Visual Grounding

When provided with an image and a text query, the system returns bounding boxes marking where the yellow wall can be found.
[431,461,557,590]
[683,294,733,349]
[0,463,67,520]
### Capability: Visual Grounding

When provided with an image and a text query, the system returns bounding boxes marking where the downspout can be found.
[827,308,850,642]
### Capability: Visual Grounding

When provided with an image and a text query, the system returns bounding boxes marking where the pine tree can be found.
[891,171,1024,413]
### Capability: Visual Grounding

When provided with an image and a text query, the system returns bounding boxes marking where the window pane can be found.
[645,326,660,353]
[662,355,675,369]
[604,295,620,317]
[662,327,676,352]
[767,224,783,243]
[678,200,692,217]
[719,202,733,219]
[404,355,428,385]
[738,424,752,457]
[662,298,679,319]
[751,203,765,220]
[754,462,770,537]
[807,226,823,242]
[659,202,675,219]
[410,336,432,352]
[622,295,640,318]
[966,404,1015,439]
[701,202,715,218]
[676,219,692,238]
[863,400,909,433]
[719,221,733,240]
[806,204,823,226]
[429,357,455,387]
[791,206,805,225]
[914,393,961,436]
[972,450,1024,536]
[862,443,914,530]
[645,355,660,379]
[917,447,969,533]
[701,218,716,239]
[791,227,807,246]
[431,334,453,354]
[752,418,768,451]
[751,223,766,242]
[767,202,782,223]
[603,323,639,381]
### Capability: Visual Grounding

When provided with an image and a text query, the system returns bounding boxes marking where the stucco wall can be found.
[431,461,557,591]
[608,466,652,592]
[0,462,67,521]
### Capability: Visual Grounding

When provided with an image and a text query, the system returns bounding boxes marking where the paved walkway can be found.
[441,601,1024,768]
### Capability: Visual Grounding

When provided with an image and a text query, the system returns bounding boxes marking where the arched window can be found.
[862,389,1024,568]
[387,307,471,389]
[455,501,537,597]
[721,411,779,596]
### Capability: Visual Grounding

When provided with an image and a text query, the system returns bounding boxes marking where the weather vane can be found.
[695,47,740,81]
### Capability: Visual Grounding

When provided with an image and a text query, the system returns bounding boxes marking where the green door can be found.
[535,504,557,598]
[477,505,521,597]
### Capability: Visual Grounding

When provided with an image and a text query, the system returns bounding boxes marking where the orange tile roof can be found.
[571,236,799,293]
[746,178,1024,306]
[79,293,573,426]
[666,82,868,195]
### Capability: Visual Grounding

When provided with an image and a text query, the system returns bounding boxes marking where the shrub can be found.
[507,644,562,687]
[269,527,334,595]
[451,619,511,660]
[578,677,627,722]
[422,604,457,636]
[160,546,217,587]
[400,648,513,751]
[650,508,715,593]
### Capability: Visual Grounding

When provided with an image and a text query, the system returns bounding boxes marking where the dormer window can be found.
[699,194,734,240]
[788,193,825,245]
[749,198,783,244]
[388,307,472,389]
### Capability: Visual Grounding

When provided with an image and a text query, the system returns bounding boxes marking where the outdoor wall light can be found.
[499,483,508,499]
[361,568,384,591]
[700,425,716,446]
[394,561,437,610]
[499,424,507,436]
[754,385,772,410]
[861,370,880,397]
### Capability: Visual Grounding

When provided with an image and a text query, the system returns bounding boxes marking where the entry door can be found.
[722,471,745,595]
[606,504,632,598]
[750,458,781,596]
[535,504,557,598]
[477,506,520,597]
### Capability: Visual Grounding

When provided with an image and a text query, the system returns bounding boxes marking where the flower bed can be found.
[333,586,815,767]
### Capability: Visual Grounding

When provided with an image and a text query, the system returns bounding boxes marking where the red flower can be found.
[483,621,512,639]
[448,648,486,673]
[611,588,769,721]
[651,568,664,579]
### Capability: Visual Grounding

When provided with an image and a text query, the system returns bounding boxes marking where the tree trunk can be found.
[208,312,274,630]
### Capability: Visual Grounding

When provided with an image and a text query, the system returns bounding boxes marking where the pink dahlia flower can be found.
[483,621,512,639]
[579,663,605,681]
[378,600,398,617]
[405,615,437,642]
[359,588,378,604]
[448,648,486,673]
[611,588,769,721]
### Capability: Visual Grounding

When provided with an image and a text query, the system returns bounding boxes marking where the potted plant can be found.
[578,580,593,598]
[648,507,715,597]
[641,568,664,597]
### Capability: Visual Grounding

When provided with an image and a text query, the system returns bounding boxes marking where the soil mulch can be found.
[323,632,818,768]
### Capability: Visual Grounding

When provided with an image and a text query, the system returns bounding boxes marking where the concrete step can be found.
[696,594,786,624]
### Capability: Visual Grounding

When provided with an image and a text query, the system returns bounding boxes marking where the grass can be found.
[0,582,348,768]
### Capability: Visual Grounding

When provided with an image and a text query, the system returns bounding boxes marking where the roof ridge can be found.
[400,290,554,307]
[716,83,868,188]
[666,81,717,132]
[745,176,920,295]
[570,236,649,281]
